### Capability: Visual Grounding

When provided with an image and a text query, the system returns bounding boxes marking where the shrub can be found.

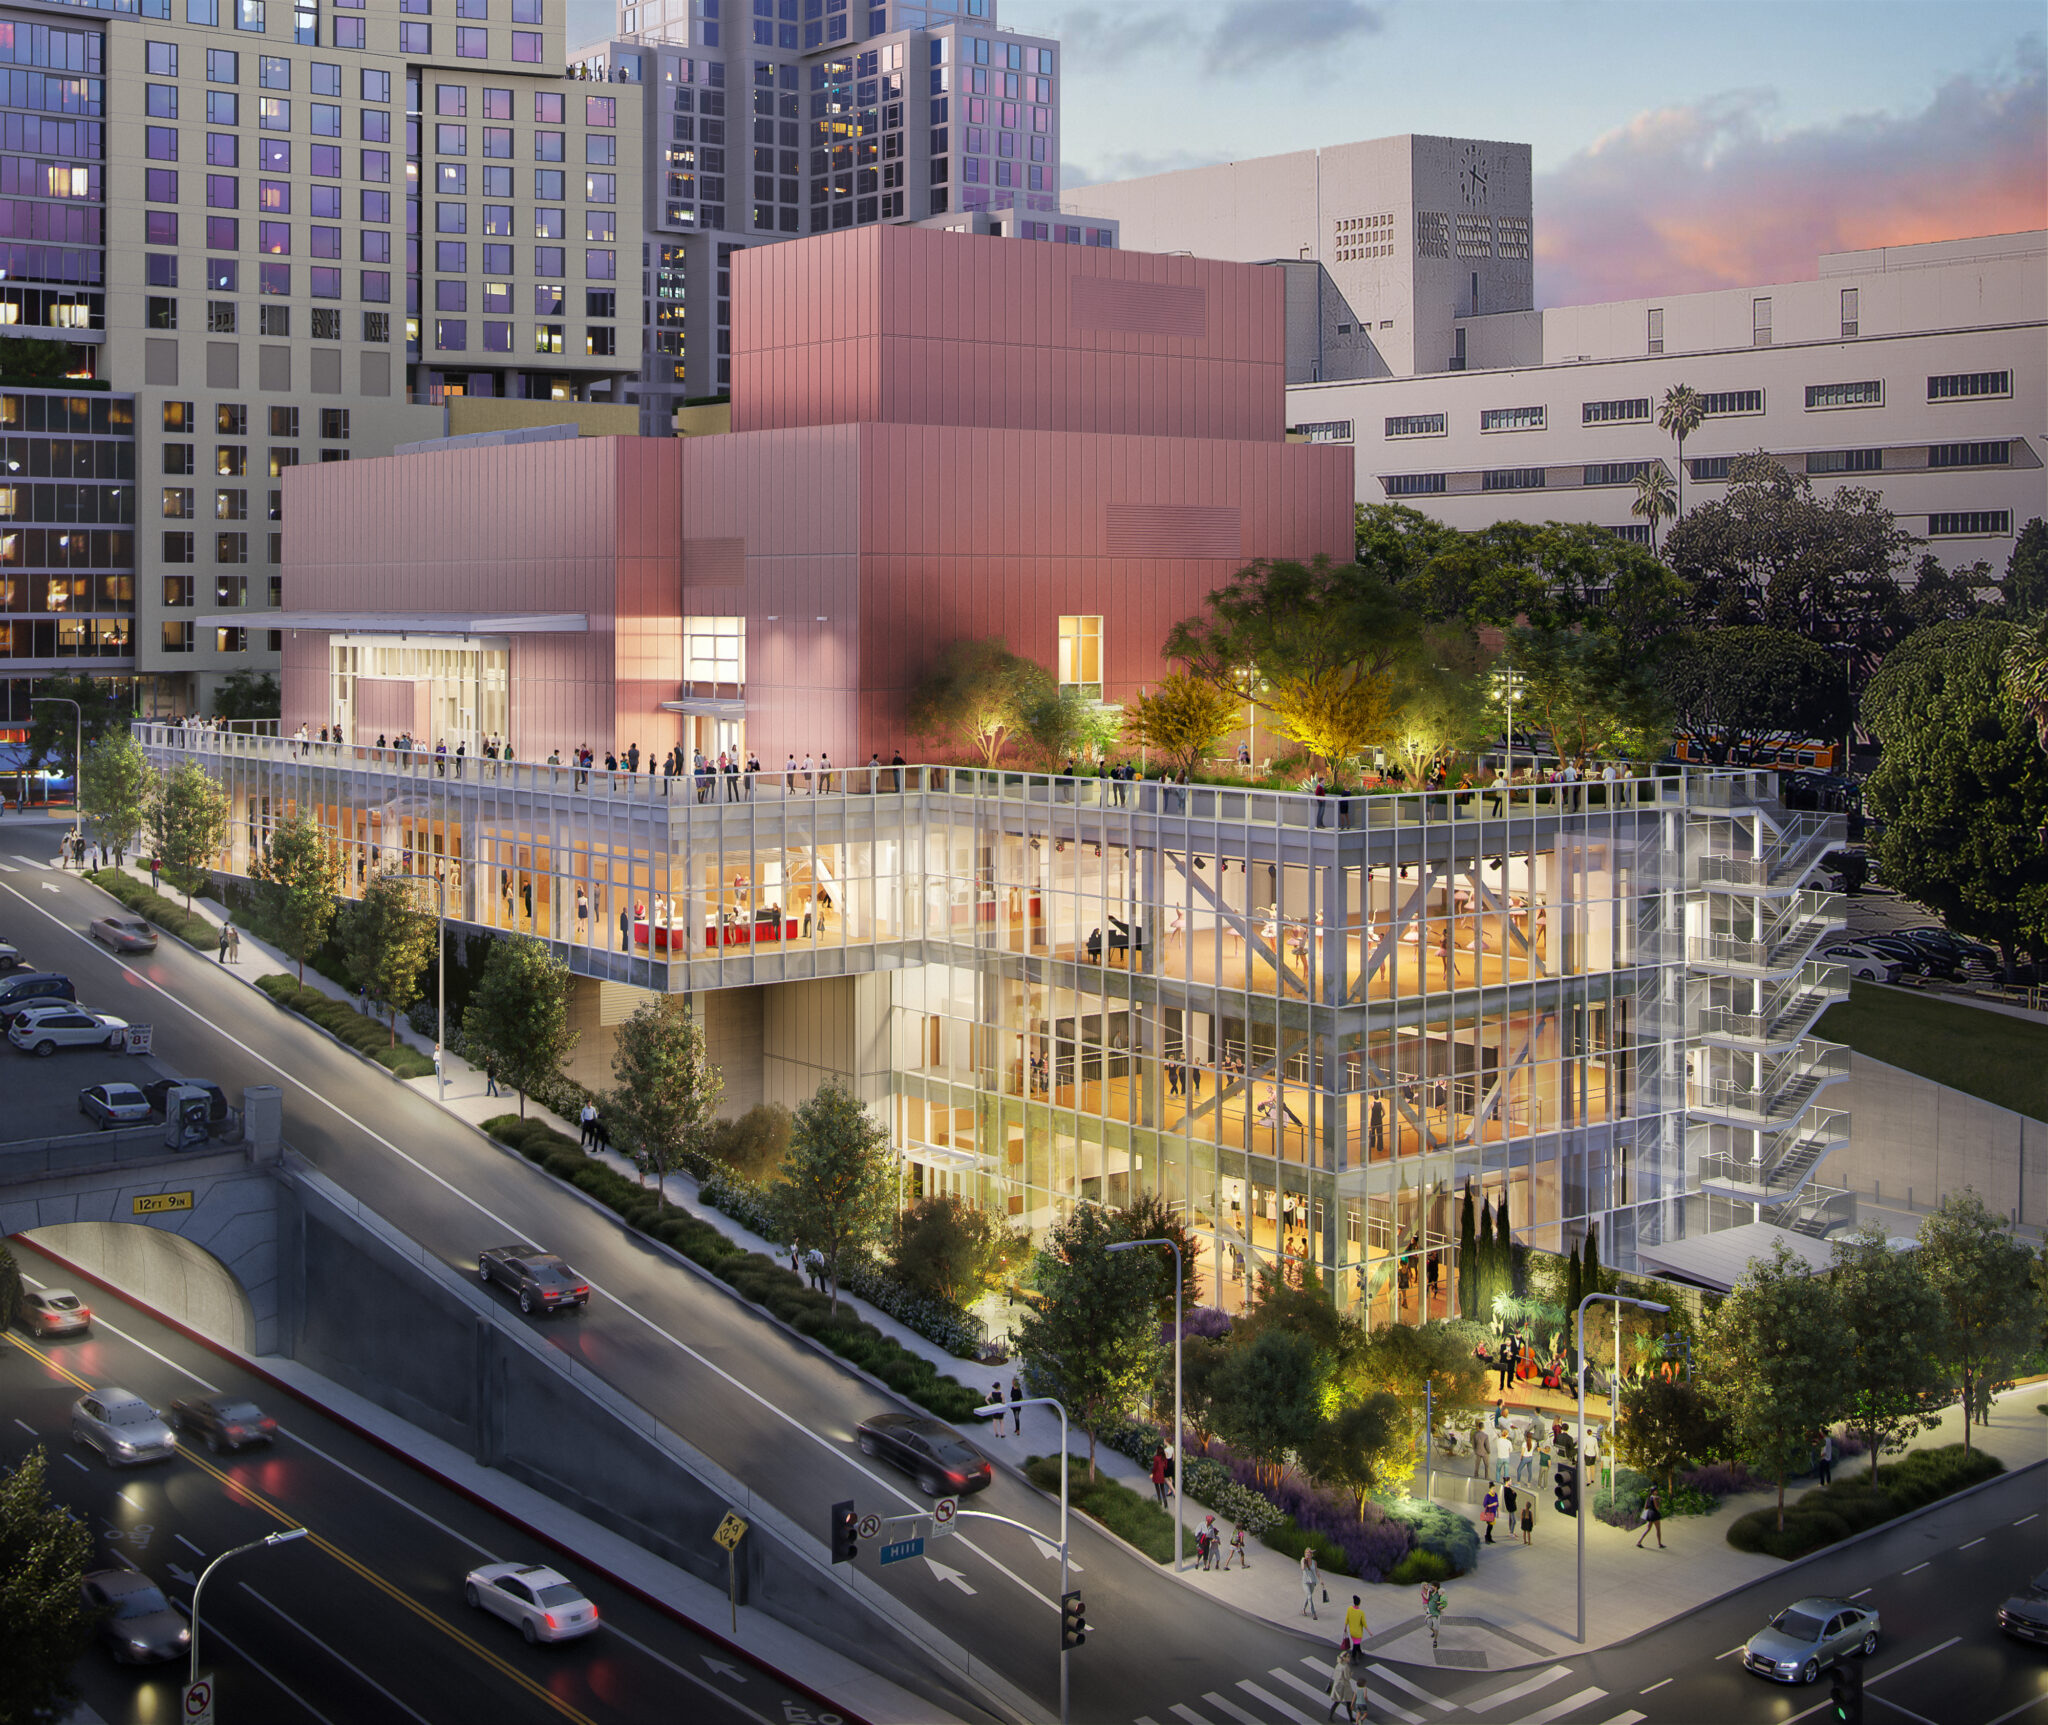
[1209,1478,1287,1538]
[1724,1443,2003,1558]
[1389,1548,1453,1586]
[87,868,220,951]
[703,1102,795,1185]
[1679,1459,1764,1500]
[1259,1516,1347,1575]
[255,973,434,1077]
[1023,1455,1190,1565]
[1384,1497,1479,1578]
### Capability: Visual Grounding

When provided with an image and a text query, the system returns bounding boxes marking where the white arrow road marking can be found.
[1027,1533,1081,1569]
[702,1657,745,1683]
[41,881,61,893]
[168,1562,197,1588]
[923,1557,977,1595]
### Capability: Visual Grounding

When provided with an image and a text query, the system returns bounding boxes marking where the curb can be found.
[18,1237,879,1725]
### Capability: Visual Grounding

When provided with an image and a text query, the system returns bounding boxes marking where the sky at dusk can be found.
[566,0,2047,307]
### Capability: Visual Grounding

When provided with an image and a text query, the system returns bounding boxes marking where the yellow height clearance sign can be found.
[133,1191,194,1215]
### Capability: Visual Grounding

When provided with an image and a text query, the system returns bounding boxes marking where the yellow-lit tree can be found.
[1123,674,1238,779]
[1266,663,1394,778]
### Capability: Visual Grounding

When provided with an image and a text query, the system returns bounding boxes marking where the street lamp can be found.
[1107,1236,1184,1572]
[29,694,81,841]
[1573,1291,1668,1644]
[974,1394,1075,1724]
[189,1526,308,1697]
[388,869,448,1099]
[1490,667,1525,792]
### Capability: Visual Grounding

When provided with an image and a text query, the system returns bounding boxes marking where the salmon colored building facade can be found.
[277,224,1355,766]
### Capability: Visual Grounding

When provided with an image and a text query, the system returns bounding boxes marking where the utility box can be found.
[242,1084,283,1163]
[164,1086,212,1151]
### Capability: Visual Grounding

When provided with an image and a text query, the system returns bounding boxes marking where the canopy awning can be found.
[1633,1220,1836,1292]
[210,611,587,633]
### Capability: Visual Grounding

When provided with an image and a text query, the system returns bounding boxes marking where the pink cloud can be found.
[1533,47,2047,307]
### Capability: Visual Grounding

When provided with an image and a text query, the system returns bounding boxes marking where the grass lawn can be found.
[1815,982,2047,1121]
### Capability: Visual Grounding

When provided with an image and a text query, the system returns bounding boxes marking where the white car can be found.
[71,1388,178,1468]
[9,1004,129,1056]
[80,1082,154,1126]
[464,1562,601,1644]
[1818,942,1901,984]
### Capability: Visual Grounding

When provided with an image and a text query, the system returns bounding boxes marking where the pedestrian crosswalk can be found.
[1136,1654,1647,1725]
[8,853,52,870]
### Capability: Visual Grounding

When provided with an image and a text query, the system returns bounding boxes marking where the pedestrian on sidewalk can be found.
[1817,1430,1834,1486]
[1197,1515,1218,1570]
[1482,1485,1499,1543]
[1520,1499,1535,1544]
[1517,1429,1536,1483]
[1325,1643,1361,1722]
[1343,1595,1367,1646]
[1635,1485,1664,1550]
[1223,1523,1248,1570]
[1300,1546,1320,1618]
[1150,1446,1170,1508]
[1420,1579,1446,1648]
[986,1383,1006,1434]
[484,1059,499,1098]
[150,855,161,892]
[227,924,240,962]
[216,924,229,964]
[1009,1373,1022,1435]
[433,1044,444,1088]
[579,1101,597,1149]
[1494,1426,1513,1484]
[1502,1480,1519,1528]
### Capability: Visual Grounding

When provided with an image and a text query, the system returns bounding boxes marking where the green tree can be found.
[704,1102,795,1185]
[1583,1222,1607,1299]
[0,1238,22,1331]
[0,337,76,385]
[1631,463,1677,556]
[0,1448,100,1725]
[1354,1317,1488,1410]
[1121,673,1238,779]
[148,756,230,911]
[1656,383,1705,517]
[211,669,281,723]
[1354,501,1465,583]
[891,1194,1022,1310]
[78,729,152,865]
[1304,1390,1409,1516]
[1166,554,1421,705]
[1015,1203,1164,1477]
[1476,1196,1496,1318]
[1862,620,2048,979]
[1211,1326,1328,1493]
[24,671,133,796]
[1014,683,1119,771]
[1382,635,1493,784]
[1457,1184,1477,1320]
[1235,1261,1344,1355]
[2005,614,2048,753]
[1612,1375,1725,1496]
[1697,1241,1852,1532]
[2002,517,2048,618]
[1654,626,1851,766]
[462,935,578,1118]
[1917,1190,2043,1450]
[606,997,722,1218]
[1829,1224,1947,1477]
[905,638,1049,764]
[1265,664,1393,780]
[1492,627,1672,765]
[253,813,343,986]
[336,871,436,1044]
[775,1080,892,1311]
[1116,1190,1204,1323]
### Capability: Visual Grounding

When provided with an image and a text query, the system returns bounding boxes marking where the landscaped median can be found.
[253,973,435,1078]
[1725,1443,2005,1560]
[480,1112,983,1424]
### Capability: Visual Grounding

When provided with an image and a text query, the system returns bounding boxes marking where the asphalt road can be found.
[3,1236,826,1725]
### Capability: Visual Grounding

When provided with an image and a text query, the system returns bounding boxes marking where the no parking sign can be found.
[183,1678,215,1725]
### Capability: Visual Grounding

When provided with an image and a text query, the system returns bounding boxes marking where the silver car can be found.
[80,1082,154,1126]
[72,1388,178,1468]
[24,1287,92,1338]
[464,1562,601,1644]
[89,915,158,954]
[82,1568,190,1664]
[1743,1596,1879,1684]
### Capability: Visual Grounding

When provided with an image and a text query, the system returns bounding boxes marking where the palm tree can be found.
[1631,463,1677,556]
[2004,617,2048,753]
[1657,384,1706,519]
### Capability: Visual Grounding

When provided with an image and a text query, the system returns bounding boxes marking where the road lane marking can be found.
[65,1453,88,1470]
[206,1621,341,1725]
[1639,1677,1672,1693]
[11,853,50,868]
[1961,1538,1986,1550]
[1716,1645,1744,1658]
[1591,1715,1646,1725]
[12,1418,35,1435]
[1852,1589,1873,1598]
[1866,1701,1941,1725]
[1515,1691,1610,1725]
[177,1532,207,1558]
[2017,1515,2039,1526]
[1869,1637,1960,1684]
[0,879,1063,1612]
[1982,1692,2048,1724]
[1168,1707,1216,1725]
[240,1583,437,1725]
[1271,1666,1412,1724]
[1199,1692,1266,1725]
[1466,1665,1574,1711]
[1357,1661,1454,1711]
[1902,1562,1930,1575]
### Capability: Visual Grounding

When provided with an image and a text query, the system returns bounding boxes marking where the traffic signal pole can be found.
[976,1395,1073,1723]
[1574,1292,1668,1645]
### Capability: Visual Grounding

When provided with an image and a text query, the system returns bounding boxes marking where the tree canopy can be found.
[78,729,152,864]
[775,1081,893,1311]
[149,757,230,910]
[1121,673,1237,778]
[0,1448,99,1725]
[1917,1190,2043,1448]
[1654,626,1850,765]
[462,935,578,1117]
[336,871,437,1043]
[254,813,344,985]
[607,996,722,1218]
[24,671,133,786]
[1492,626,1671,764]
[905,638,1051,765]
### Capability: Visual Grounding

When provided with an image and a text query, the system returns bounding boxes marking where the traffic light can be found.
[1553,1461,1578,1518]
[830,1500,858,1565]
[1829,1660,1863,1725]
[1061,1590,1086,1652]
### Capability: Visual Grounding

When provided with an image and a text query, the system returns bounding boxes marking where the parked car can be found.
[464,1562,600,1644]
[1998,1569,2048,1646]
[167,1395,278,1453]
[88,914,158,954]
[71,1388,177,1468]
[1743,1597,1879,1684]
[0,971,75,1026]
[477,1246,590,1315]
[23,1287,91,1337]
[81,1568,190,1664]
[140,1078,232,1129]
[0,938,20,967]
[855,1411,994,1496]
[1897,925,1997,974]
[79,1082,154,1127]
[1818,943,1900,984]
[1820,849,1870,894]
[9,1004,129,1056]
[1851,934,1944,978]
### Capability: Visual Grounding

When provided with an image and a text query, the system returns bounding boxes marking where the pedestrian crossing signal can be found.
[1829,1660,1863,1724]
[830,1501,858,1564]
[1061,1590,1086,1651]
[1553,1462,1577,1518]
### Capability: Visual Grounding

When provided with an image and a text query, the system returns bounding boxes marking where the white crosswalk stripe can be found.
[1200,1692,1269,1725]
[1592,1713,1646,1725]
[1353,1660,1455,1712]
[1168,1706,1215,1725]
[11,854,50,869]
[1234,1680,1321,1725]
[1269,1663,1426,1725]
[1465,1664,1575,1713]
[1513,1689,1610,1725]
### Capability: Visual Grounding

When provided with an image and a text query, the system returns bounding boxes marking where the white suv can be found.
[9,1004,129,1056]
[72,1389,177,1468]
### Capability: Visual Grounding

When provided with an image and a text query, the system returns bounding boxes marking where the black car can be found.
[167,1395,278,1453]
[140,1078,233,1128]
[477,1245,590,1315]
[0,971,75,1027]
[855,1412,994,1496]
[1999,1569,2048,1646]
[1854,934,1943,977]
[1897,926,1997,972]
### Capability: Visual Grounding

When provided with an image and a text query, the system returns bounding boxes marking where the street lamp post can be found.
[1107,1236,1184,1571]
[389,869,448,1099]
[29,694,81,841]
[974,1394,1073,1723]
[189,1527,308,1698]
[1574,1291,1668,1644]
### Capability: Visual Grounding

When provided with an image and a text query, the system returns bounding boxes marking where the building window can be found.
[216,626,249,653]
[149,297,178,330]
[1840,288,1859,339]
[1581,398,1650,425]
[1383,473,1446,496]
[682,615,745,685]
[1927,441,2011,468]
[319,408,350,440]
[162,487,195,519]
[1806,381,1883,410]
[1288,420,1354,444]
[1752,297,1771,347]
[215,575,247,607]
[164,444,195,475]
[163,622,195,653]
[1057,615,1101,690]
[1646,307,1663,355]
[1688,456,1735,481]
[1482,468,1547,491]
[1608,524,1653,546]
[1928,512,2012,537]
[1384,413,1447,440]
[1805,449,1882,474]
[163,531,195,563]
[1700,390,1763,417]
[1479,405,1544,433]
[260,305,290,336]
[1583,461,1655,486]
[215,488,248,520]
[163,576,195,607]
[216,532,248,563]
[1927,371,2011,401]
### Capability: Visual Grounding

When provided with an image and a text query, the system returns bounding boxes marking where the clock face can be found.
[1462,144,1488,208]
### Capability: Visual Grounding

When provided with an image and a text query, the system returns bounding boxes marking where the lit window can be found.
[1057,615,1101,689]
